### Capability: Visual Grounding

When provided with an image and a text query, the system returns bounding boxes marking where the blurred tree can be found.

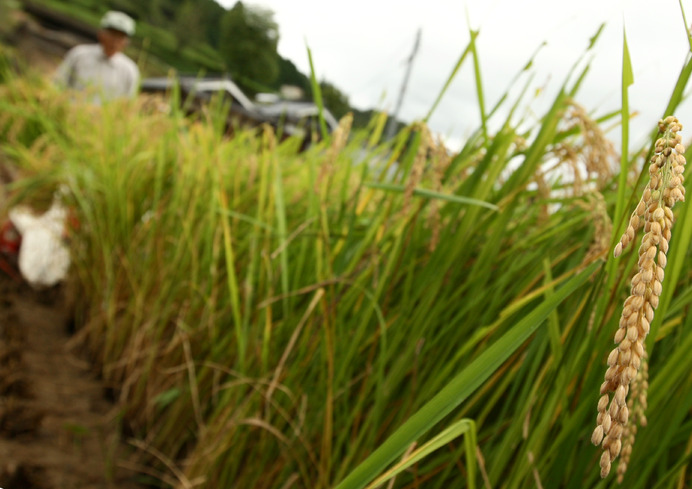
[143,0,167,25]
[274,57,311,95]
[171,0,204,52]
[156,0,185,23]
[219,2,279,87]
[199,0,225,48]
[105,0,146,20]
[320,81,350,120]
[0,0,20,39]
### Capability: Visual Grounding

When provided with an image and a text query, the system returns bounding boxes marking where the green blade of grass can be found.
[680,0,692,51]
[334,261,599,489]
[614,27,634,242]
[364,419,477,489]
[424,32,476,124]
[364,181,499,210]
[307,44,329,140]
[467,22,487,140]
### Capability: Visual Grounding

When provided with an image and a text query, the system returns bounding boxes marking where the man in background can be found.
[54,11,139,103]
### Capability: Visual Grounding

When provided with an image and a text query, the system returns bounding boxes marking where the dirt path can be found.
[0,274,146,489]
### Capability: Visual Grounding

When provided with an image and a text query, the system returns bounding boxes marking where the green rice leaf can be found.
[364,419,477,489]
[334,262,599,489]
[364,182,499,210]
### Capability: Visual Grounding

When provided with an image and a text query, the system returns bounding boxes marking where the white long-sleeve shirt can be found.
[54,44,139,103]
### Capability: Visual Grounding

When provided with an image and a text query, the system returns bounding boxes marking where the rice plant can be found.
[2,13,692,489]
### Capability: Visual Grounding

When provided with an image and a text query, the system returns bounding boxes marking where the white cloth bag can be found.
[9,197,71,289]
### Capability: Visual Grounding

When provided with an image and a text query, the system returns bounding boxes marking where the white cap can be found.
[100,11,135,37]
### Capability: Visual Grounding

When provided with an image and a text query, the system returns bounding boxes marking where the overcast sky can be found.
[217,0,692,150]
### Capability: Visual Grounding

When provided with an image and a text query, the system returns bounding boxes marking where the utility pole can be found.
[386,28,422,140]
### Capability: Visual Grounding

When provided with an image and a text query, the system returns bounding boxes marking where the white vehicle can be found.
[140,76,337,147]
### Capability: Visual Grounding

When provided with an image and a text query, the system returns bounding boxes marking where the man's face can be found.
[98,28,129,58]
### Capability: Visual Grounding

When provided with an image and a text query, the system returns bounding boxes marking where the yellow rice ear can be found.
[594,116,685,480]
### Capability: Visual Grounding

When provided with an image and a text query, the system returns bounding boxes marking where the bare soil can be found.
[0,273,146,489]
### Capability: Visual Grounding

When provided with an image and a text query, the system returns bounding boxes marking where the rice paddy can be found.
[2,13,692,489]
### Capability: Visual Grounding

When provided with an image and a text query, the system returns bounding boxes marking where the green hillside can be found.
[12,0,361,122]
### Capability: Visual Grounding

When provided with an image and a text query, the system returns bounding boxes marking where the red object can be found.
[0,220,21,256]
[66,208,80,235]
[0,220,22,281]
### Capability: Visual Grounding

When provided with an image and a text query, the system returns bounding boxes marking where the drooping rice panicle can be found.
[616,350,648,483]
[592,116,686,480]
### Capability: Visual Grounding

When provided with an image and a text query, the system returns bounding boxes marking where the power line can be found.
[386,28,422,140]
